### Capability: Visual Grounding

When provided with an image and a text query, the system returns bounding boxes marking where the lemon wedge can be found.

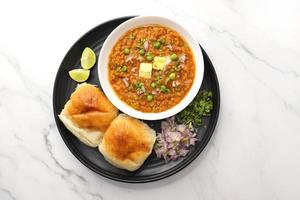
[69,69,90,82]
[81,47,96,69]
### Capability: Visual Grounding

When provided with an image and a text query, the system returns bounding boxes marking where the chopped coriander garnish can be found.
[177,90,213,126]
[158,38,165,44]
[134,82,144,88]
[114,66,122,72]
[174,64,181,71]
[134,82,146,94]
[136,39,146,49]
[155,75,162,84]
[136,44,143,49]
[160,85,169,93]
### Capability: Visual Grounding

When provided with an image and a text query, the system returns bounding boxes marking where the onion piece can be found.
[179,54,186,63]
[143,40,149,51]
[125,55,134,62]
[154,117,197,161]
[172,80,180,88]
[131,67,137,73]
[122,78,129,87]
[166,44,173,50]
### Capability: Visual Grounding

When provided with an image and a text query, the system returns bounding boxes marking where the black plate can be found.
[53,16,220,183]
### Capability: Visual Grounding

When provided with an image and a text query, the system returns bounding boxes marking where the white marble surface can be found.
[0,0,300,199]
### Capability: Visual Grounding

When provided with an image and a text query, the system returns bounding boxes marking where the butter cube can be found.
[139,63,152,79]
[153,56,170,70]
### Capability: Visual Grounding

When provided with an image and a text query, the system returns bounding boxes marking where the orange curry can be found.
[108,25,195,113]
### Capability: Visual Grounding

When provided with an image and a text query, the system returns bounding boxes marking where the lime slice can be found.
[81,47,96,69]
[69,69,90,82]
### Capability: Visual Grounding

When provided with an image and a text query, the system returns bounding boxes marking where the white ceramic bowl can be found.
[98,16,204,120]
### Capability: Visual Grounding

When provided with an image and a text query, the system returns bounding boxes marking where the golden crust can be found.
[59,83,118,147]
[65,83,117,130]
[99,114,156,171]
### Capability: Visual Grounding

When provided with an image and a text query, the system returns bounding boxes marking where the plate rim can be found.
[52,16,220,183]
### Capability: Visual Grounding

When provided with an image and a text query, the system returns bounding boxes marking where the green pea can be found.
[151,82,157,88]
[168,72,176,80]
[121,65,128,72]
[147,94,153,101]
[160,85,166,90]
[170,53,178,61]
[124,48,130,55]
[146,52,152,56]
[153,41,161,49]
[146,55,153,61]
[139,49,145,56]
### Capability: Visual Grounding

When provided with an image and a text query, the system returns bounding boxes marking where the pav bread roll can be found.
[99,114,156,171]
[59,83,118,147]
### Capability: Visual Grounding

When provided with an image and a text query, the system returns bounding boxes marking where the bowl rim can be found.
[98,16,204,120]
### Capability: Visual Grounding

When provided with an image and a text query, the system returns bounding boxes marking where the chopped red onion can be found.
[172,80,180,87]
[122,78,129,87]
[144,40,149,51]
[125,55,134,62]
[179,54,186,63]
[154,117,197,161]
[166,44,173,50]
[172,80,180,88]
[131,67,137,73]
